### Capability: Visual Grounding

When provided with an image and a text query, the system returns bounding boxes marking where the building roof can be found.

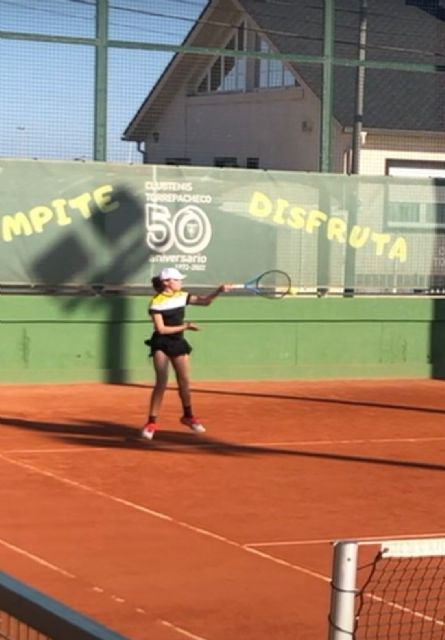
[123,0,445,141]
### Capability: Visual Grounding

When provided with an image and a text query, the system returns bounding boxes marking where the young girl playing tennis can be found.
[141,267,231,441]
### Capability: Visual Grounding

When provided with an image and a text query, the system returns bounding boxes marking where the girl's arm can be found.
[151,312,198,334]
[188,284,231,307]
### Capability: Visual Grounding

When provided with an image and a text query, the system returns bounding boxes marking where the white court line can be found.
[247,436,445,447]
[0,536,147,616]
[366,591,445,628]
[5,445,442,637]
[161,620,209,639]
[246,532,445,548]
[0,538,75,578]
[5,452,443,635]
[1,448,110,454]
[3,434,445,456]
[0,453,329,584]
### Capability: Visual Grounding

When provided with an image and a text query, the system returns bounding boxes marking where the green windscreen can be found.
[0,159,443,295]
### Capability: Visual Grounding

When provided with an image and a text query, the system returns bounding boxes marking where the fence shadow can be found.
[30,185,150,384]
[431,299,445,379]
[1,415,444,473]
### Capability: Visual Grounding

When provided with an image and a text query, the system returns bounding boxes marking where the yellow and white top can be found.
[149,291,190,327]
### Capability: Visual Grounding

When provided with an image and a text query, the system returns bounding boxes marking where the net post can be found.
[328,541,358,640]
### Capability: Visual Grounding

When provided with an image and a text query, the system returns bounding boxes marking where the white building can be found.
[123,0,445,177]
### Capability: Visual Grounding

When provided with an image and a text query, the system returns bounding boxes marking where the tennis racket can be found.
[232,270,292,299]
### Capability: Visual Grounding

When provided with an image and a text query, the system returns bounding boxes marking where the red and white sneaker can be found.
[141,422,156,441]
[180,416,206,434]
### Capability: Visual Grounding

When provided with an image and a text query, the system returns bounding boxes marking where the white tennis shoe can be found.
[180,416,206,433]
[141,423,156,440]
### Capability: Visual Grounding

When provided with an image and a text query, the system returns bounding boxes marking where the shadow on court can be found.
[1,415,445,473]
[192,388,445,416]
[121,383,445,416]
[0,415,135,438]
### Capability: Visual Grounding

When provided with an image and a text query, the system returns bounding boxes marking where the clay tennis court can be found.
[1,379,444,639]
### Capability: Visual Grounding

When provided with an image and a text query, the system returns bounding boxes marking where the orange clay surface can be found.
[1,379,445,639]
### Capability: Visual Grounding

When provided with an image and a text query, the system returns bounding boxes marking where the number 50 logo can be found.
[145,204,212,254]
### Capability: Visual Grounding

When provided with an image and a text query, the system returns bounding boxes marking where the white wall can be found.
[358,133,445,175]
[145,86,324,171]
[144,91,445,176]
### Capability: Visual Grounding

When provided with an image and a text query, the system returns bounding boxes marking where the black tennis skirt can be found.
[144,334,192,358]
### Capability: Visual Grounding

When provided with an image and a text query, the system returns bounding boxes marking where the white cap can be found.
[159,267,186,281]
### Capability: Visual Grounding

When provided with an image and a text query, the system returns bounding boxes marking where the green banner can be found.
[1,159,442,293]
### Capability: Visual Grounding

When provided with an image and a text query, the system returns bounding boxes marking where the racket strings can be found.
[255,270,291,298]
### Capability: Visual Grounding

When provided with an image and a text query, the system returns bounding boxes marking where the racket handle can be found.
[230,284,245,290]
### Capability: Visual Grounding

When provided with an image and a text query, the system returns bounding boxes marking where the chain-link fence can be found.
[1,0,445,295]
[1,0,444,171]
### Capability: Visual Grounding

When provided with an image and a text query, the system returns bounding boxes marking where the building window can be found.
[196,22,246,94]
[210,58,222,91]
[385,160,445,229]
[214,157,238,167]
[254,35,297,89]
[165,158,191,165]
[197,76,208,93]
[246,157,259,169]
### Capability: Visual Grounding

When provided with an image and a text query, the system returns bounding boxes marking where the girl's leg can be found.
[147,350,170,420]
[172,355,205,432]
[171,354,192,412]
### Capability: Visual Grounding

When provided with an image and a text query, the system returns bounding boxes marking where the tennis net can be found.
[328,537,445,639]
[0,571,129,640]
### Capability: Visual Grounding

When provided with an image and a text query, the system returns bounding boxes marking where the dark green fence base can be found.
[0,296,442,384]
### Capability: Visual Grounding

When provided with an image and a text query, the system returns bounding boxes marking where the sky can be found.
[0,0,207,163]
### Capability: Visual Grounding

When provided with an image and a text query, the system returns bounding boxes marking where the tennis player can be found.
[141,267,231,441]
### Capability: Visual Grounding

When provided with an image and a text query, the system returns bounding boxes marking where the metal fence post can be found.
[328,541,358,640]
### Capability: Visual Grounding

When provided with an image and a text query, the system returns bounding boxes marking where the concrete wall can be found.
[2,295,444,384]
